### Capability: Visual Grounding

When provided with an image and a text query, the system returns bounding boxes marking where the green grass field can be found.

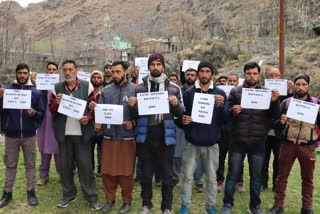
[0,141,319,214]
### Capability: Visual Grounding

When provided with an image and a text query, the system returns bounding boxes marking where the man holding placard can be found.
[221,62,280,214]
[178,61,227,214]
[49,60,100,210]
[268,74,319,214]
[0,63,45,208]
[128,53,184,214]
[90,61,136,213]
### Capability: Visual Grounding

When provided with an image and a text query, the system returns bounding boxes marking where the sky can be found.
[10,0,45,7]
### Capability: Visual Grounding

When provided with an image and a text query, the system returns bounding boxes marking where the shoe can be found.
[236,182,245,193]
[155,180,162,187]
[139,206,151,214]
[0,192,12,208]
[178,205,190,214]
[163,209,172,214]
[217,180,224,193]
[220,205,232,214]
[89,201,101,210]
[134,177,141,186]
[195,183,204,193]
[27,189,38,206]
[249,206,264,214]
[101,201,115,212]
[37,176,49,186]
[57,197,76,208]
[119,203,131,213]
[206,206,217,214]
[267,205,284,214]
[301,208,314,214]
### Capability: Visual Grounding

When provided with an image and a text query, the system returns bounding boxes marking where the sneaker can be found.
[0,192,12,208]
[178,205,190,214]
[163,209,172,214]
[57,197,77,208]
[268,205,284,214]
[195,183,204,193]
[37,176,49,186]
[119,203,131,213]
[249,206,264,214]
[236,182,245,193]
[206,206,218,214]
[220,204,232,214]
[155,181,162,187]
[217,180,224,193]
[139,206,151,214]
[27,189,38,206]
[101,201,115,212]
[89,201,101,210]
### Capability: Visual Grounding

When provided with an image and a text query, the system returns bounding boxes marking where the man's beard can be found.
[114,76,125,85]
[17,77,28,85]
[200,77,210,85]
[65,76,76,83]
[92,82,102,88]
[186,79,195,86]
[150,69,162,77]
[295,91,308,98]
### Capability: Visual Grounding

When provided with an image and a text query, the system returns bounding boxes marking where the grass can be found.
[0,141,319,214]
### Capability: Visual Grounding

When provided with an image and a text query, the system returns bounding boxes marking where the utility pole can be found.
[279,0,285,78]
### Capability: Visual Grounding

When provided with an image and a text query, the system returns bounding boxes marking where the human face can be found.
[294,79,309,99]
[112,64,127,85]
[267,68,281,79]
[227,75,239,86]
[185,71,197,86]
[216,78,227,86]
[149,60,164,77]
[46,64,58,74]
[16,68,30,85]
[104,66,112,78]
[244,67,260,87]
[169,76,178,84]
[63,63,77,83]
[198,67,212,85]
[91,73,103,88]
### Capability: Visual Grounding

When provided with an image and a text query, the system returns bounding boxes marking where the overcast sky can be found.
[10,0,45,7]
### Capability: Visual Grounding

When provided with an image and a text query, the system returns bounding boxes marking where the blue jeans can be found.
[223,142,265,209]
[181,142,219,208]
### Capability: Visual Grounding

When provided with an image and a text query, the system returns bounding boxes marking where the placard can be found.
[77,71,90,81]
[57,94,86,119]
[36,73,60,90]
[238,78,245,86]
[182,60,200,72]
[135,57,149,84]
[241,88,271,110]
[137,91,170,115]
[191,93,215,124]
[265,79,287,96]
[217,85,234,97]
[3,89,31,109]
[287,98,319,124]
[95,104,123,125]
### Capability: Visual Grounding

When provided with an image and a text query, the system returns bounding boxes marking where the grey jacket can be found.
[98,80,136,140]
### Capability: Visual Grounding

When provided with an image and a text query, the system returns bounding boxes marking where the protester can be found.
[103,63,113,87]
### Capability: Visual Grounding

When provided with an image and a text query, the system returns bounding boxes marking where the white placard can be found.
[95,104,123,125]
[135,57,150,84]
[3,89,31,109]
[238,78,245,86]
[265,79,287,96]
[191,93,215,124]
[217,85,234,97]
[58,94,87,119]
[36,73,60,90]
[137,91,170,115]
[287,98,319,124]
[182,60,201,72]
[77,71,90,81]
[241,88,272,110]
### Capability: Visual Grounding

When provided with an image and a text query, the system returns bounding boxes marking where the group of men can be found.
[0,52,318,214]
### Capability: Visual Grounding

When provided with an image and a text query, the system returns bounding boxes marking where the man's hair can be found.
[112,60,130,70]
[228,72,239,80]
[266,67,280,76]
[63,60,77,68]
[47,62,58,70]
[185,68,197,73]
[168,73,179,80]
[16,63,30,73]
[243,62,260,73]
[217,75,228,81]
[293,73,310,84]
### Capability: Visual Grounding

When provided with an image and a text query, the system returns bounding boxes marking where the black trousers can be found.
[59,136,98,202]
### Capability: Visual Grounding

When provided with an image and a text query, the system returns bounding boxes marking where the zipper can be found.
[296,121,303,144]
[115,85,123,137]
[20,85,24,138]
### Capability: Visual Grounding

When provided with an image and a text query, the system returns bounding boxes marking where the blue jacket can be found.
[182,81,229,146]
[0,82,45,138]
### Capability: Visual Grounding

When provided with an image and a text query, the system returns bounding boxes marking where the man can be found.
[128,53,184,214]
[178,61,228,214]
[168,73,180,85]
[90,61,136,213]
[37,62,61,186]
[227,73,239,86]
[0,63,45,208]
[90,70,104,177]
[221,62,280,214]
[215,75,228,86]
[49,60,100,210]
[268,74,318,214]
[103,62,113,86]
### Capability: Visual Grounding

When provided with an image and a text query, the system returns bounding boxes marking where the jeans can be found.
[223,142,265,209]
[181,142,219,208]
[91,134,103,173]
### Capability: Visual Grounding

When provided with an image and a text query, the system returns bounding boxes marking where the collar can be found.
[13,79,33,87]
[195,80,214,91]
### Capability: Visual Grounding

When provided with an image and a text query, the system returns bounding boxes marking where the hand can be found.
[168,96,178,107]
[0,88,4,98]
[122,121,133,129]
[89,101,97,110]
[27,108,36,117]
[280,114,287,125]
[215,95,224,107]
[30,72,37,85]
[232,105,242,116]
[271,89,280,102]
[80,116,89,125]
[55,93,63,105]
[128,96,137,107]
[182,115,192,125]
[95,124,103,135]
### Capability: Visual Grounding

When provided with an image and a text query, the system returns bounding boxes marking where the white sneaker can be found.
[163,209,172,214]
[139,206,151,214]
